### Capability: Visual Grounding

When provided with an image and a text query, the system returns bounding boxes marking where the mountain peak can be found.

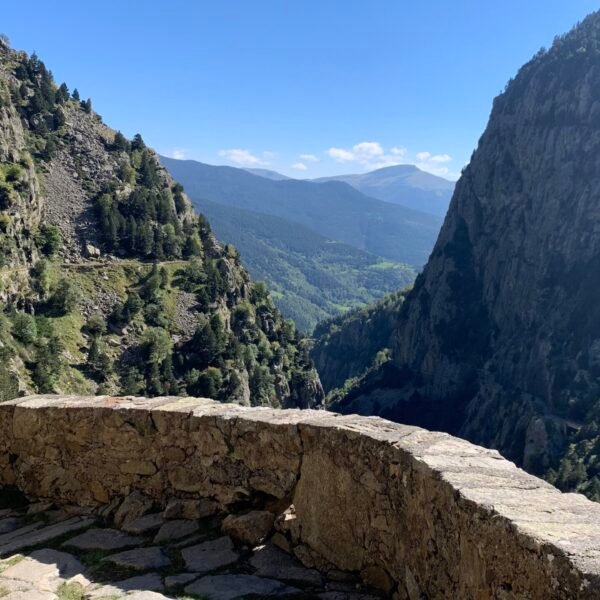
[313,164,454,217]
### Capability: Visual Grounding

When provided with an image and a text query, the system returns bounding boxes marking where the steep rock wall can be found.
[0,395,600,598]
[331,12,600,477]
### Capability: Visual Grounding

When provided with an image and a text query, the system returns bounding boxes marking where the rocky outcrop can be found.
[1,395,600,598]
[331,12,600,477]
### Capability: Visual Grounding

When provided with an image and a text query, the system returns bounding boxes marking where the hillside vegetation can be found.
[201,199,415,332]
[0,41,322,408]
[311,290,407,393]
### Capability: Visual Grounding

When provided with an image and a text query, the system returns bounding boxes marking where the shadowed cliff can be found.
[330,11,600,497]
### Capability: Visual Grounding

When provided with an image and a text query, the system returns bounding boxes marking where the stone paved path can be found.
[0,493,382,600]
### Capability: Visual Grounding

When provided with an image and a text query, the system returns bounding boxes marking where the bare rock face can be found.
[332,12,600,476]
[2,395,600,598]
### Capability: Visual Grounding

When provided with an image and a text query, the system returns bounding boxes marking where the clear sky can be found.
[2,1,598,180]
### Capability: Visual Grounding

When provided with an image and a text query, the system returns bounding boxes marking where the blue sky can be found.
[2,1,598,180]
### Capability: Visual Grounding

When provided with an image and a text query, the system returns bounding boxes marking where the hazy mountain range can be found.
[160,157,444,266]
[161,157,449,330]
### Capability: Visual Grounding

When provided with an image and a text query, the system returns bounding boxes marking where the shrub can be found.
[12,312,37,344]
[48,279,78,316]
[38,224,62,256]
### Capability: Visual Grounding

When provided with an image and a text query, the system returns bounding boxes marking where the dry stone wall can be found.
[0,395,599,599]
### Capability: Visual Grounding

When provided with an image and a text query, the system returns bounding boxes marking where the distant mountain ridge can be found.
[314,164,454,217]
[160,156,442,267]
[244,168,291,181]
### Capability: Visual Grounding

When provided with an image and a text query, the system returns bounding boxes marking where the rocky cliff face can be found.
[0,40,322,407]
[331,12,600,493]
[311,290,405,392]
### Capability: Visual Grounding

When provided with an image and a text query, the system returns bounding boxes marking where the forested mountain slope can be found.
[198,199,415,332]
[0,40,322,408]
[328,11,600,500]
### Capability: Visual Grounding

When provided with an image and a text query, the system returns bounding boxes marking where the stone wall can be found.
[0,395,599,599]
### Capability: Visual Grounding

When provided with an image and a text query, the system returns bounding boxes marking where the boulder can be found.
[222,510,274,546]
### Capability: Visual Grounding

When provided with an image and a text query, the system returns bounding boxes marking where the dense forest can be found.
[199,199,415,332]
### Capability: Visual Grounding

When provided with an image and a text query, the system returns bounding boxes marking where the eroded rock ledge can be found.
[0,395,599,599]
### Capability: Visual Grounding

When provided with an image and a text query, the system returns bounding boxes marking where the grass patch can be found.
[368,260,401,270]
[76,548,107,568]
[0,585,8,598]
[87,557,140,583]
[57,582,85,600]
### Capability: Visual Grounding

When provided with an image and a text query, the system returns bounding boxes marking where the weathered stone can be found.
[360,565,394,594]
[66,573,92,589]
[275,505,301,544]
[171,532,207,548]
[293,543,335,573]
[84,244,101,258]
[164,572,199,588]
[2,396,600,598]
[162,498,218,520]
[1,592,57,600]
[222,510,274,546]
[1,548,86,591]
[62,528,142,551]
[121,573,164,592]
[87,584,124,599]
[318,594,381,600]
[250,543,323,587]
[0,517,95,556]
[27,502,53,516]
[102,547,170,571]
[153,519,199,544]
[113,492,154,529]
[126,593,171,600]
[0,518,21,535]
[181,536,239,573]
[122,513,164,536]
[271,531,292,553]
[185,574,301,599]
[0,578,31,594]
[119,460,157,476]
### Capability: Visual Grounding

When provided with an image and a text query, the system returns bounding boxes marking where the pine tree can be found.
[87,337,100,368]
[57,83,69,103]
[72,88,80,102]
[131,133,146,151]
[113,131,130,152]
